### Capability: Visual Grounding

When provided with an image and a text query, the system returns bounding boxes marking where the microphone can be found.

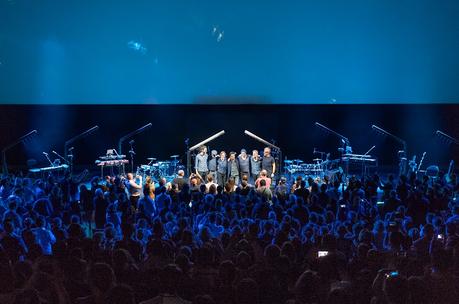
[43,152,48,156]
[52,150,58,155]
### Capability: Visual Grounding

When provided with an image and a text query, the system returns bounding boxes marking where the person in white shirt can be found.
[126,173,142,208]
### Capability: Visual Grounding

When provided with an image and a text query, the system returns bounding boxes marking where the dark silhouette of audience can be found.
[0,170,458,303]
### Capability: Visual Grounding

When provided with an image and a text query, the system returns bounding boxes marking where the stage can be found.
[1,104,458,181]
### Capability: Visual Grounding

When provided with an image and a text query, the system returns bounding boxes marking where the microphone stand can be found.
[361,145,376,178]
[52,151,70,164]
[435,130,459,146]
[64,126,99,159]
[185,138,190,176]
[118,123,152,155]
[371,125,407,176]
[43,153,54,167]
[111,149,123,176]
[52,150,71,176]
[68,152,74,175]
[129,141,135,173]
[1,130,38,175]
[314,122,350,146]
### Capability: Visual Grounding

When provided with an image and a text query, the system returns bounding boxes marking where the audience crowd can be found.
[0,170,458,304]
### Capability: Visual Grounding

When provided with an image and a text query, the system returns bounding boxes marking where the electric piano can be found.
[342,153,378,176]
[342,154,377,166]
[29,164,69,173]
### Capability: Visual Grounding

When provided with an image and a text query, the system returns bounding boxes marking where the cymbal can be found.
[147,157,157,161]
[293,159,304,163]
[284,160,293,164]
[313,158,322,162]
[170,155,180,158]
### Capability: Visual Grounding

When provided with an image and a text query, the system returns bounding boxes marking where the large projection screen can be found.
[1,0,459,104]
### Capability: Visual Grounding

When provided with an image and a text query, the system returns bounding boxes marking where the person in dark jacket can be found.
[227,152,240,185]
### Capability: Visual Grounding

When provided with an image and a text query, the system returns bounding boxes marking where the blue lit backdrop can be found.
[1,0,459,104]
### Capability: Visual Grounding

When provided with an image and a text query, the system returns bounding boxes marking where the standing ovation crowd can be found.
[0,166,458,304]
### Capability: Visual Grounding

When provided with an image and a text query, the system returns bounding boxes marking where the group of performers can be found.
[194,145,276,186]
[120,146,279,206]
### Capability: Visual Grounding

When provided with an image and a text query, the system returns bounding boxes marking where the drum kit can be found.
[136,154,184,182]
[284,158,325,179]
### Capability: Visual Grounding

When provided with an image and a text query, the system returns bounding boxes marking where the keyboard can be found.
[342,154,373,159]
[96,159,129,167]
[29,164,69,173]
[342,155,377,166]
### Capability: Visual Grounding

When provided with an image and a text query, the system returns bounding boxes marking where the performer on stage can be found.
[238,149,250,182]
[227,152,240,185]
[208,150,218,183]
[217,151,228,186]
[262,147,276,178]
[195,145,209,178]
[125,173,142,208]
[250,149,262,182]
